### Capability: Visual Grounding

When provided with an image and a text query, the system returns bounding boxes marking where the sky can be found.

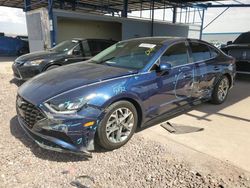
[0,6,27,36]
[0,1,250,36]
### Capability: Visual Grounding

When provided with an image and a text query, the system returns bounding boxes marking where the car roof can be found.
[121,36,205,45]
[72,38,116,42]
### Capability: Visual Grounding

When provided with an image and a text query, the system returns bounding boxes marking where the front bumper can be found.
[16,95,101,157]
[12,63,41,80]
[18,117,92,157]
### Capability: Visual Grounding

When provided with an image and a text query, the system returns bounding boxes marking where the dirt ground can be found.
[0,60,250,188]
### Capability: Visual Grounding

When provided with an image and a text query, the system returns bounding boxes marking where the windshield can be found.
[90,40,162,70]
[234,32,250,44]
[50,40,79,53]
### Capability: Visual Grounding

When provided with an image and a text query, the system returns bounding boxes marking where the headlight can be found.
[45,97,87,114]
[23,59,43,66]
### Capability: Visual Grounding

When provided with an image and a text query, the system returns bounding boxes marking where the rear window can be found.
[190,42,211,62]
[234,32,250,44]
[88,40,115,56]
[88,40,101,56]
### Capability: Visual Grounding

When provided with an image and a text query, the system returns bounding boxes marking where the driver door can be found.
[144,41,194,119]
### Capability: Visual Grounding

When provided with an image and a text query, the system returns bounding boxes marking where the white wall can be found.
[54,9,192,42]
[57,18,122,42]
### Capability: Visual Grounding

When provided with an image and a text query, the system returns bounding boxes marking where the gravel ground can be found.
[1,72,250,188]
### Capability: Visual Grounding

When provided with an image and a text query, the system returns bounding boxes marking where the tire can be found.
[211,75,230,104]
[45,65,60,71]
[96,100,138,150]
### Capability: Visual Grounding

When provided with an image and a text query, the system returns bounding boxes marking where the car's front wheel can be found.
[211,75,230,104]
[96,100,138,150]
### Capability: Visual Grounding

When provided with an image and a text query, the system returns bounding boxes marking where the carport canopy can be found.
[1,0,248,15]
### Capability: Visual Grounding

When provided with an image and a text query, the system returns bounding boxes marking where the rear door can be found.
[188,41,215,99]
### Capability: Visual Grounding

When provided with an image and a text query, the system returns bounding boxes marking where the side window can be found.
[72,44,82,56]
[161,42,189,67]
[82,41,91,57]
[88,40,101,56]
[190,42,211,62]
[100,41,112,51]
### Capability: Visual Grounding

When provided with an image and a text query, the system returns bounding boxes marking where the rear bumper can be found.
[18,117,92,158]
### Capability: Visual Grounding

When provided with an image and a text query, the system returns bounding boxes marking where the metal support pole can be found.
[140,0,143,18]
[59,0,65,9]
[24,0,31,11]
[163,0,166,21]
[151,0,155,37]
[72,0,76,11]
[187,7,190,23]
[199,9,205,40]
[179,8,182,22]
[172,7,177,23]
[48,0,56,47]
[122,0,128,17]
[193,8,196,24]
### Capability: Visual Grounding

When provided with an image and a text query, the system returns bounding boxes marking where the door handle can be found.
[213,66,220,71]
[180,66,191,71]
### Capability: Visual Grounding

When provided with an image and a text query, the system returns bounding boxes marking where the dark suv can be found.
[12,38,116,80]
[221,32,250,74]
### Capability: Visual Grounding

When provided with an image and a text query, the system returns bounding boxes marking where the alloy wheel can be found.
[217,77,229,102]
[106,107,134,143]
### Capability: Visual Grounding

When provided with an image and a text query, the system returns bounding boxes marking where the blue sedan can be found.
[16,37,236,157]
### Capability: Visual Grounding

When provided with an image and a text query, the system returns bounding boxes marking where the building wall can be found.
[26,8,200,52]
[121,19,189,39]
[57,19,122,42]
[54,9,192,42]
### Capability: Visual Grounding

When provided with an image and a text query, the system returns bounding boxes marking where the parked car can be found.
[16,37,235,157]
[0,36,29,56]
[12,38,116,80]
[221,31,250,74]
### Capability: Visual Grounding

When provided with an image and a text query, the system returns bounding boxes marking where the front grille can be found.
[16,96,45,128]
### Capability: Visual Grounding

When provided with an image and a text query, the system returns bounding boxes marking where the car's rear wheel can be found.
[211,75,230,104]
[46,65,60,71]
[96,101,138,150]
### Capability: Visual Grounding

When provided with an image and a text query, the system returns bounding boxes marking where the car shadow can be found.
[9,78,24,87]
[10,116,89,162]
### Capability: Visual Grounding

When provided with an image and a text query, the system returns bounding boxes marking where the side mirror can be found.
[227,41,233,45]
[159,62,172,72]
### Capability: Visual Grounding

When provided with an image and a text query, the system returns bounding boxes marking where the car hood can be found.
[15,50,66,63]
[18,61,137,105]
